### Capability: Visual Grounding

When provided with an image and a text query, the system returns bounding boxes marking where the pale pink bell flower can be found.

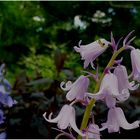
[86,73,129,102]
[114,65,139,93]
[60,75,89,101]
[43,105,85,137]
[131,49,140,82]
[99,107,140,133]
[74,39,110,68]
[86,123,100,139]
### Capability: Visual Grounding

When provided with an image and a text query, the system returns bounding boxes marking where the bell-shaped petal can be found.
[100,107,140,133]
[114,65,139,92]
[86,73,129,103]
[69,108,85,137]
[43,105,85,137]
[86,123,100,139]
[131,49,140,82]
[61,75,89,101]
[0,93,16,107]
[74,39,110,68]
[105,94,116,108]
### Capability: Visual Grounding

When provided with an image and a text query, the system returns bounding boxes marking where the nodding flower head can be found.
[0,93,16,107]
[85,123,100,139]
[43,105,85,137]
[60,75,89,101]
[74,39,110,69]
[131,49,140,82]
[99,107,140,133]
[86,73,130,104]
[114,65,139,92]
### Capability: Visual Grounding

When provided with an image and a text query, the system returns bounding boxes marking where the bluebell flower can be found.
[86,73,130,103]
[130,49,140,82]
[0,132,6,139]
[0,110,5,124]
[60,75,89,101]
[74,39,110,68]
[43,105,85,137]
[0,93,16,107]
[114,65,139,93]
[86,123,100,139]
[99,107,140,133]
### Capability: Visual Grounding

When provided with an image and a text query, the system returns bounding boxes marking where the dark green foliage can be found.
[1,1,140,81]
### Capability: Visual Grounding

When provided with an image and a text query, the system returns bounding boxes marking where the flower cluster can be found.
[43,31,140,139]
[0,64,16,139]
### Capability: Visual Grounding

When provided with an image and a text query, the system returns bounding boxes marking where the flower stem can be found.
[78,47,125,139]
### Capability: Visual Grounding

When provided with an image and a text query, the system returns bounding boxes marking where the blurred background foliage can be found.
[0,1,140,139]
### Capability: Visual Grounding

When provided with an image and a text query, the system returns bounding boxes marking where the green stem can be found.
[78,47,125,139]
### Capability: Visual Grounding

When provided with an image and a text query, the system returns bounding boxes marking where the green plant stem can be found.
[78,47,125,139]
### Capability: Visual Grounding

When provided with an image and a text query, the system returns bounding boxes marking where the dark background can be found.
[0,1,139,139]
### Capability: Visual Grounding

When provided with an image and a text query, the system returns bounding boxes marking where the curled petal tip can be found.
[43,112,47,120]
[60,81,72,91]
[49,112,53,120]
[78,40,82,46]
[60,81,65,90]
[43,112,47,117]
[74,46,80,52]
[43,112,54,122]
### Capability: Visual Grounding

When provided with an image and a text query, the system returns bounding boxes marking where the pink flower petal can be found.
[105,94,116,108]
[74,39,110,68]
[87,124,100,139]
[131,49,140,82]
[87,73,128,102]
[116,107,140,130]
[66,75,89,101]
[57,105,72,129]
[114,65,139,92]
[43,112,62,123]
[101,108,120,133]
[69,109,85,137]
[60,81,72,91]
